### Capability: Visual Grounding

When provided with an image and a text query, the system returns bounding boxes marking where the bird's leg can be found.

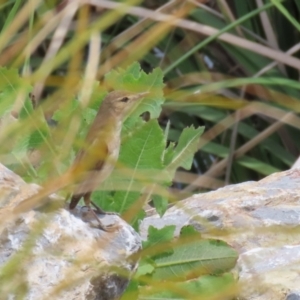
[91,201,119,216]
[83,193,116,232]
[90,201,106,214]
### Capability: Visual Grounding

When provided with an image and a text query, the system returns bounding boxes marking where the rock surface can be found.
[141,169,300,300]
[3,160,300,300]
[0,163,141,300]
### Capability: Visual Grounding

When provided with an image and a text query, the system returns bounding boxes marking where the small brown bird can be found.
[69,90,148,231]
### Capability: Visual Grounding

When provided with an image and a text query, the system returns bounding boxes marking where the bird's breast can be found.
[107,136,120,161]
[106,120,122,160]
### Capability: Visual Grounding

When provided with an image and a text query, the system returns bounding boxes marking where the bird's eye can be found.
[120,96,129,103]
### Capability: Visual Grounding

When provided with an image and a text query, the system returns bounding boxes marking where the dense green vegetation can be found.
[0,0,299,299]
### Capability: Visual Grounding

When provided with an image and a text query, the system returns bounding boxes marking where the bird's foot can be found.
[90,209,119,232]
[93,215,119,232]
[91,201,120,216]
[82,205,119,232]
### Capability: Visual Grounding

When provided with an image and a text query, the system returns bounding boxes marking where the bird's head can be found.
[102,90,148,118]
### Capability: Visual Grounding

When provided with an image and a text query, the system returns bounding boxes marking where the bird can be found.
[68,90,148,231]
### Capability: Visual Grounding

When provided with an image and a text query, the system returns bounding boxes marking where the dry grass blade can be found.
[190,0,269,45]
[97,2,193,78]
[80,33,101,107]
[255,42,300,77]
[0,0,42,54]
[217,0,244,37]
[256,0,286,75]
[87,0,300,70]
[174,171,224,189]
[101,0,182,61]
[33,1,80,101]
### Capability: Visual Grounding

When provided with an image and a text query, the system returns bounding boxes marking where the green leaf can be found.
[105,63,165,121]
[9,107,48,158]
[166,125,204,172]
[179,225,201,238]
[82,107,97,126]
[93,64,166,218]
[11,134,30,156]
[19,97,34,119]
[28,108,50,149]
[0,67,32,116]
[202,142,281,175]
[152,239,238,280]
[152,194,168,217]
[72,64,202,224]
[236,156,280,175]
[135,258,156,277]
[120,280,139,300]
[88,88,107,111]
[139,273,235,299]
[120,120,165,169]
[143,225,176,249]
[163,142,175,166]
[52,98,79,123]
[94,65,204,219]
[108,120,166,214]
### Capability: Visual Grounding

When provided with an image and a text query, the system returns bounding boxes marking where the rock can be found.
[0,163,141,300]
[141,169,300,300]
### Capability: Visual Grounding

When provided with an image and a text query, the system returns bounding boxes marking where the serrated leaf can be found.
[126,62,140,78]
[105,63,165,124]
[152,239,238,280]
[120,120,165,168]
[135,259,156,277]
[152,194,168,217]
[143,225,176,249]
[104,120,166,214]
[167,126,204,172]
[163,142,175,166]
[180,225,201,238]
[130,67,165,120]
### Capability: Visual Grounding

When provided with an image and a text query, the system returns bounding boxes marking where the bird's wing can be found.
[71,138,108,175]
[69,139,109,205]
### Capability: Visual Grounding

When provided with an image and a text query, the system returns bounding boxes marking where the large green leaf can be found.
[166,126,204,173]
[152,239,237,280]
[112,119,166,214]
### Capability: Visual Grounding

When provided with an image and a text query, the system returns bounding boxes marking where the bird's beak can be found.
[135,91,149,99]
